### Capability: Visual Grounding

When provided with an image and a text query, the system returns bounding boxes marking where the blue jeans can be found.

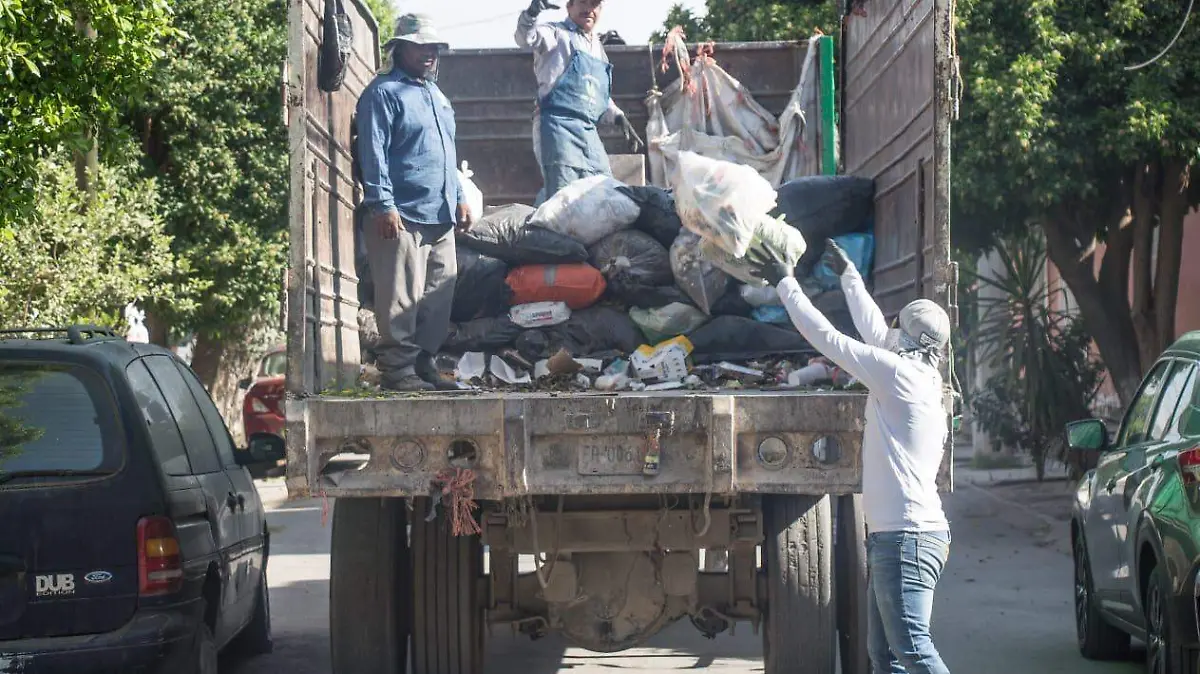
[867,530,951,674]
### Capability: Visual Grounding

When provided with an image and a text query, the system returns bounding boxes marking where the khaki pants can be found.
[364,222,457,381]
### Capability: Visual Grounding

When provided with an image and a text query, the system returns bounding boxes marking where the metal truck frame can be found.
[284,1,958,672]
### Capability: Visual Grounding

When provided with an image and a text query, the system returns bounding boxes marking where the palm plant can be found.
[970,232,1106,480]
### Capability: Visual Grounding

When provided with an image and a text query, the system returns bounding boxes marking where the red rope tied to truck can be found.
[432,467,482,537]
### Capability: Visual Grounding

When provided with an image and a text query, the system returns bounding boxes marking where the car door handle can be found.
[226,492,241,511]
[1105,478,1118,493]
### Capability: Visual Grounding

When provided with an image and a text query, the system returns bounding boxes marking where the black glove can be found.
[746,249,795,287]
[526,0,559,16]
[616,113,644,153]
[822,238,854,276]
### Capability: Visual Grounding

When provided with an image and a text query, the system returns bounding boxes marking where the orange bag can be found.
[506,264,607,310]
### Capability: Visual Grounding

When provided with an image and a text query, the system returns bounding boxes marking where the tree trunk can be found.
[1130,162,1161,371]
[1154,159,1188,352]
[1042,219,1143,405]
[190,332,259,447]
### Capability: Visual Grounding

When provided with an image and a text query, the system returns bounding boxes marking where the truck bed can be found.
[290,388,867,499]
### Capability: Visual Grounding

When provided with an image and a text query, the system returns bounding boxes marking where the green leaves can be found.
[653,1,838,44]
[952,0,1200,252]
[0,152,180,328]
[129,0,288,340]
[0,0,175,230]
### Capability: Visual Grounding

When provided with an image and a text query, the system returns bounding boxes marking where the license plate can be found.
[577,443,643,476]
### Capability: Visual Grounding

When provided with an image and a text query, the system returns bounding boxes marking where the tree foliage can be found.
[954,0,1200,402]
[0,0,174,230]
[0,152,178,328]
[130,0,289,342]
[653,1,838,43]
[362,0,395,41]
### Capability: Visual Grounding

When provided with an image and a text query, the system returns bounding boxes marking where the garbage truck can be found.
[283,1,958,673]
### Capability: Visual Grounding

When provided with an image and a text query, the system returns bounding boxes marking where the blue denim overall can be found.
[535,46,613,205]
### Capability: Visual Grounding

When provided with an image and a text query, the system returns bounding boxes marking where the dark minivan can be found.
[0,327,272,673]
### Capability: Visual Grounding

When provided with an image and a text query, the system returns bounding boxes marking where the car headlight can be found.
[250,398,270,414]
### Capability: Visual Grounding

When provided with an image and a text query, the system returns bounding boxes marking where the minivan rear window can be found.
[0,362,122,482]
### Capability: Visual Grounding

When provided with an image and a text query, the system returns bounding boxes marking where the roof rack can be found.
[0,325,122,345]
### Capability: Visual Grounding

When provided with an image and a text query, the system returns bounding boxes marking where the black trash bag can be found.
[444,316,523,353]
[588,230,674,306]
[458,204,589,266]
[618,185,683,249]
[708,288,754,318]
[452,248,510,322]
[318,0,353,92]
[628,285,694,309]
[773,176,875,276]
[521,307,643,359]
[811,288,859,339]
[687,316,816,364]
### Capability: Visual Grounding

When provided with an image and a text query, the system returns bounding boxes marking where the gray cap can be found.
[384,13,448,50]
[898,299,951,352]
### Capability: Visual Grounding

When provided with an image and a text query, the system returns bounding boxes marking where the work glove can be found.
[615,113,644,154]
[822,238,854,277]
[746,249,795,287]
[526,0,560,17]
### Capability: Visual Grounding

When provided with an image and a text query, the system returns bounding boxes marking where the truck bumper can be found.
[286,390,890,499]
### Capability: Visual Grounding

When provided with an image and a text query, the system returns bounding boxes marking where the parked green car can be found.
[1068,332,1200,674]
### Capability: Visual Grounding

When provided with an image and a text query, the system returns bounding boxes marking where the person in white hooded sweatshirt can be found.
[750,239,952,674]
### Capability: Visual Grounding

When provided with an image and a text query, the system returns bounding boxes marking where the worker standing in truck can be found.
[356,14,471,392]
[749,241,953,674]
[515,0,644,205]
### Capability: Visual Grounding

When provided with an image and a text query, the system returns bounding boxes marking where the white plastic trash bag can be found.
[700,214,808,287]
[529,175,640,246]
[671,151,778,258]
[509,302,571,328]
[458,161,484,221]
[124,303,149,343]
[740,284,782,307]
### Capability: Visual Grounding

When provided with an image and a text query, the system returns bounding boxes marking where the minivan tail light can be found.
[1179,447,1200,486]
[137,516,183,596]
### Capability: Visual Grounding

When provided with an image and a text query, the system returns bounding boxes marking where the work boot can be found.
[415,353,459,391]
[381,372,434,392]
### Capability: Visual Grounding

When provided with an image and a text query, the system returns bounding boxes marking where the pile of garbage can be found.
[361,161,877,393]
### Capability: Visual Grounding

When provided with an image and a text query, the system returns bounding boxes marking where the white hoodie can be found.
[777,271,949,533]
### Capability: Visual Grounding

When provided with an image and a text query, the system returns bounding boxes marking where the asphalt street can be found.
[222,481,1144,674]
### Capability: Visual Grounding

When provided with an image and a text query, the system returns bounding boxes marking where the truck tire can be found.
[411,497,485,674]
[330,497,411,674]
[835,494,870,674]
[762,494,835,674]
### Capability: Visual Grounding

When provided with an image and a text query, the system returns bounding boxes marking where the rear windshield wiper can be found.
[0,469,111,486]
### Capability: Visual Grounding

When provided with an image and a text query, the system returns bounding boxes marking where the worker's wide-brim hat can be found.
[384,13,449,50]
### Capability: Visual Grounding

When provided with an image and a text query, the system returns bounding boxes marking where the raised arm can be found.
[355,86,396,215]
[777,276,903,392]
[841,267,890,348]
[515,10,558,53]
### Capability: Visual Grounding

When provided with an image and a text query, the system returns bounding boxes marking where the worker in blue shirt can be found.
[516,0,644,204]
[357,14,472,391]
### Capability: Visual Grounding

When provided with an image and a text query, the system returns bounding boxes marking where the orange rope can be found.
[433,467,482,537]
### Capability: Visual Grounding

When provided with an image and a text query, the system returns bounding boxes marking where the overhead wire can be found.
[1124,0,1194,71]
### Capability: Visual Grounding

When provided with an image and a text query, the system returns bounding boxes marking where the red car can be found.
[239,346,286,464]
